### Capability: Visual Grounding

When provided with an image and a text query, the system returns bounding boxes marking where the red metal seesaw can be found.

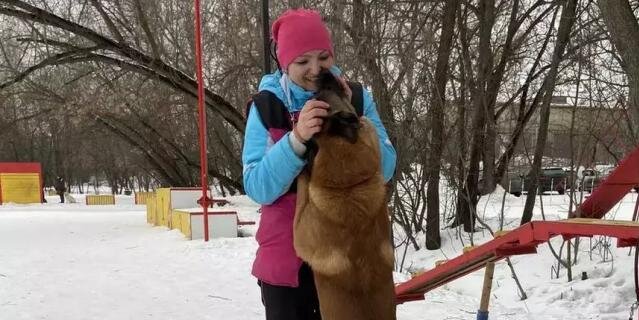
[395,144,639,304]
[395,219,639,303]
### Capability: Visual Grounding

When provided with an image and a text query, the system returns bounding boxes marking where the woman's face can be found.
[286,49,334,91]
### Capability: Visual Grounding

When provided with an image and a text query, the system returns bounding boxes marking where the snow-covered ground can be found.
[1,191,637,319]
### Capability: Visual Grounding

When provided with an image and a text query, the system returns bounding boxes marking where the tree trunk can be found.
[454,57,469,231]
[597,0,639,140]
[456,0,495,232]
[521,0,578,224]
[426,0,459,250]
[494,5,560,183]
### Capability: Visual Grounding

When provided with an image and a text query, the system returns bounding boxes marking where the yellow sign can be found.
[0,173,41,204]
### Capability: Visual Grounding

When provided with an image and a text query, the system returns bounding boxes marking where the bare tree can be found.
[522,0,578,224]
[597,0,639,141]
[453,0,560,231]
[426,0,459,250]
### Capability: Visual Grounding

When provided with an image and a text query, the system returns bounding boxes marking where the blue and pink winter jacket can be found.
[242,69,397,287]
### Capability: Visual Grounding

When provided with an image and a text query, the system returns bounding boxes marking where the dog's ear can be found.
[316,69,347,99]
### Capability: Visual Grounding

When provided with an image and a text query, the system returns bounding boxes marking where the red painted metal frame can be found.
[396,145,639,304]
[0,162,43,173]
[193,0,210,241]
[395,219,639,304]
[574,145,639,219]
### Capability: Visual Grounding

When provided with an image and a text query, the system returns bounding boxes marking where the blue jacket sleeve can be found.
[242,104,306,204]
[362,89,397,182]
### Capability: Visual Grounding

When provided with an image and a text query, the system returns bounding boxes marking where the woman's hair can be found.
[269,39,282,71]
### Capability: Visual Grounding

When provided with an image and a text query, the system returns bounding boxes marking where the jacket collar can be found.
[258,66,344,112]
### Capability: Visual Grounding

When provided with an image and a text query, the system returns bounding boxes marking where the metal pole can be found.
[194,0,210,241]
[262,0,271,74]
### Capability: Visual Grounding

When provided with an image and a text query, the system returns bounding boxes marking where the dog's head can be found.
[304,70,380,188]
[313,70,360,144]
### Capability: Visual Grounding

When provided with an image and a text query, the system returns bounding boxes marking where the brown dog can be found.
[293,71,396,320]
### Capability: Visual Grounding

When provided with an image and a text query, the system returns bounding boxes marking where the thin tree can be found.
[522,0,578,224]
[426,0,459,250]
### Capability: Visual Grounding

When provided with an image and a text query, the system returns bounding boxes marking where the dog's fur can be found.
[293,71,396,320]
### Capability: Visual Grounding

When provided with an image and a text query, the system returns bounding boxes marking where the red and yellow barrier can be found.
[0,163,43,204]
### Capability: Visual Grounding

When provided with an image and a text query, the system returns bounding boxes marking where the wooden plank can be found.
[85,195,115,205]
[135,192,153,205]
[561,218,639,227]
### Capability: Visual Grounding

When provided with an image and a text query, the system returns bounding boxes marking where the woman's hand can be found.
[294,99,329,142]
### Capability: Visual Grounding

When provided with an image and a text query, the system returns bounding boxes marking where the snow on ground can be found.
[0,191,638,319]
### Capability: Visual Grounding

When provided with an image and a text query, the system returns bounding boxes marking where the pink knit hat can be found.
[271,9,334,70]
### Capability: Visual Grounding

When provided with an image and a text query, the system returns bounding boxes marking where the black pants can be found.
[58,193,65,203]
[258,263,321,320]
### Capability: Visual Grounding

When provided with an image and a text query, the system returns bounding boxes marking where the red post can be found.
[193,0,210,241]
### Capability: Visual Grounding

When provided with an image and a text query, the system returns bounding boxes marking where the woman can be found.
[242,8,397,320]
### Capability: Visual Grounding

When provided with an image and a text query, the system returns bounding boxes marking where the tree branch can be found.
[0,46,100,90]
[89,0,126,44]
[0,0,245,132]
